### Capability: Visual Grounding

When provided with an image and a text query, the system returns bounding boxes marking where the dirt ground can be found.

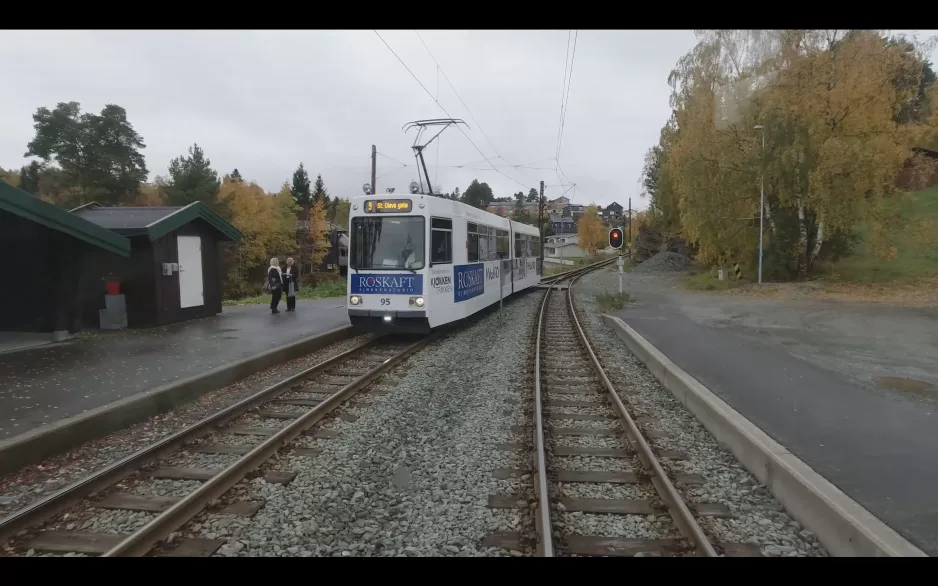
[722,277,938,309]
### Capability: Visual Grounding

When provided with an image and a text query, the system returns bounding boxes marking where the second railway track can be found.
[529,262,759,557]
[1,334,431,557]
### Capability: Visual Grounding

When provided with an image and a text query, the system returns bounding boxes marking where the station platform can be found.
[0,298,350,442]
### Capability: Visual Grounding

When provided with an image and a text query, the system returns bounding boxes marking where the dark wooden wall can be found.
[152,221,223,326]
[0,211,121,333]
[80,236,157,328]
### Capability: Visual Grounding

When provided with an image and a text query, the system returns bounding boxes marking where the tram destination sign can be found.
[365,199,412,213]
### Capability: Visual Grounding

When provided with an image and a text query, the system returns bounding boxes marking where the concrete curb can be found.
[0,325,354,477]
[600,313,927,557]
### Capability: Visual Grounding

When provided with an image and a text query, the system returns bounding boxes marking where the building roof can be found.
[0,182,131,257]
[72,201,243,243]
[604,201,623,211]
[549,212,576,223]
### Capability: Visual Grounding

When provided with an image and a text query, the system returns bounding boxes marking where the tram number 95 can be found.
[380,298,391,306]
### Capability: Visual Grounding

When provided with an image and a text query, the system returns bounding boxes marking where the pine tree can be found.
[291,163,312,209]
[161,143,221,208]
[312,174,328,207]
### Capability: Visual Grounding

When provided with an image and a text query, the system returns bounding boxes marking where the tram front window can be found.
[351,217,426,271]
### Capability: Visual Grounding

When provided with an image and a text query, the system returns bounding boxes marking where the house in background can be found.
[602,201,624,223]
[72,201,242,328]
[544,233,586,266]
[548,212,577,236]
[548,196,570,212]
[563,203,586,218]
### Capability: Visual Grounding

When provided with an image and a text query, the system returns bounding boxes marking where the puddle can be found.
[874,376,938,400]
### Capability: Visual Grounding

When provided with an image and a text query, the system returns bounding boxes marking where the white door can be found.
[177,235,204,308]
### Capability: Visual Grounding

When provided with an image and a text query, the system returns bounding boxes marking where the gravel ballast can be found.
[175,295,541,557]
[574,266,827,557]
[0,333,373,517]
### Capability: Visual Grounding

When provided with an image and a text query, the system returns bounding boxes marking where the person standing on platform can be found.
[283,257,300,312]
[267,257,283,314]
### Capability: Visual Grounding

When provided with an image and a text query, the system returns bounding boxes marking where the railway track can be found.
[0,334,431,557]
[529,262,740,557]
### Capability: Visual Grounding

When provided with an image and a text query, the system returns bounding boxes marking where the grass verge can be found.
[683,266,742,291]
[596,291,630,311]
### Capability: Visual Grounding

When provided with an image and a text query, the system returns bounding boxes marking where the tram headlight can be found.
[409,296,425,307]
[349,295,361,305]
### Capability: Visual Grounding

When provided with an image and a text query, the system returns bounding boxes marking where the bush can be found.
[595,291,630,311]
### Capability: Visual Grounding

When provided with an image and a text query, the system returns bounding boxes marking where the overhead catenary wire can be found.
[415,30,511,167]
[374,30,536,193]
[556,30,578,167]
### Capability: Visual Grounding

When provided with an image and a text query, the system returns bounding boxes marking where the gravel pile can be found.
[633,251,690,273]
[173,295,541,557]
[0,333,374,517]
[573,268,827,557]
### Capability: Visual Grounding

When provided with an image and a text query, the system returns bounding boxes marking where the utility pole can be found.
[628,197,632,257]
[538,181,545,272]
[753,125,765,284]
[370,145,377,195]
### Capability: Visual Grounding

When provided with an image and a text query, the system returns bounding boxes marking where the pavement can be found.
[603,270,938,556]
[0,298,349,441]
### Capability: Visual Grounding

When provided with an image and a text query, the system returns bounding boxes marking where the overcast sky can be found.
[2,30,936,211]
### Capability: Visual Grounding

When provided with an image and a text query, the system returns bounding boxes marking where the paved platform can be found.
[0,298,349,441]
[608,276,938,555]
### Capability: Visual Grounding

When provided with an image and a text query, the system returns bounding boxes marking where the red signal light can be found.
[609,228,624,249]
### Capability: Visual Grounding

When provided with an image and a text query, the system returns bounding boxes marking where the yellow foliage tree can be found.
[219,178,297,297]
[0,167,20,188]
[134,183,167,206]
[659,29,937,278]
[577,204,606,254]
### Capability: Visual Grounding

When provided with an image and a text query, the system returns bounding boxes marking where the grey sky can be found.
[2,30,935,212]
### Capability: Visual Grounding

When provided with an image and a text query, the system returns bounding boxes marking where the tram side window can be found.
[431,217,452,264]
[467,222,479,262]
[469,223,498,262]
[479,226,491,261]
[514,233,524,259]
[496,229,509,259]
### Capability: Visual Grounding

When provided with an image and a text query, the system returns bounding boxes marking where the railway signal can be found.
[609,228,623,249]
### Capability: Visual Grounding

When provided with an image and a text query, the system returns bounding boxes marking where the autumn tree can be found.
[24,101,148,206]
[219,178,298,298]
[576,204,606,254]
[655,29,937,279]
[160,143,221,209]
[0,166,21,189]
[293,180,330,280]
[134,183,167,206]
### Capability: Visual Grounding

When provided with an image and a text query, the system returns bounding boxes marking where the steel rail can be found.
[532,256,616,557]
[101,333,434,557]
[0,335,385,545]
[566,269,718,556]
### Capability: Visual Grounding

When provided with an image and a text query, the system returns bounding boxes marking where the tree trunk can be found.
[797,201,808,279]
[810,216,824,268]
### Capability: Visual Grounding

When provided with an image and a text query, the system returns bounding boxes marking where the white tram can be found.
[346,195,542,333]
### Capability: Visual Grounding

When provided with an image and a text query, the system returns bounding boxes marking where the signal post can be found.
[609,227,624,294]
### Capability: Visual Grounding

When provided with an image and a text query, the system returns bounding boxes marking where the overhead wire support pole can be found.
[403,119,468,195]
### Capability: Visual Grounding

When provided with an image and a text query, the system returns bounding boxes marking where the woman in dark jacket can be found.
[282,257,300,312]
[267,257,283,314]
